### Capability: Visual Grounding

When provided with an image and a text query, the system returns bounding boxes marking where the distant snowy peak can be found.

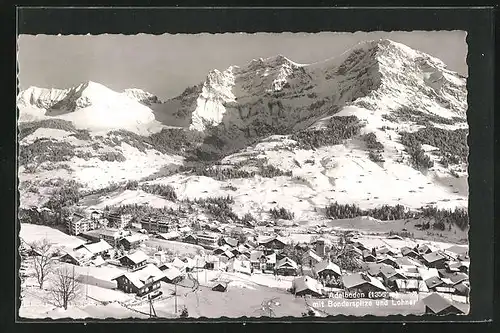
[17,81,161,134]
[123,88,162,106]
[18,81,121,111]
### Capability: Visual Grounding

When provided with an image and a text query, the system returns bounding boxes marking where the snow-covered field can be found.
[19,224,85,250]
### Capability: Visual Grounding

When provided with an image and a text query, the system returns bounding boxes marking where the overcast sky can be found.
[18,31,467,99]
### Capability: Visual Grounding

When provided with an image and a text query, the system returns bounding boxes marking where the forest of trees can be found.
[140,184,178,201]
[269,207,295,220]
[291,115,362,150]
[325,201,469,230]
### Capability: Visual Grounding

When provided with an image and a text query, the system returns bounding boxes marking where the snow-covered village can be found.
[17,33,470,318]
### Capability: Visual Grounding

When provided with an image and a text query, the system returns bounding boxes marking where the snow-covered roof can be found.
[171,257,186,269]
[422,251,446,263]
[276,257,298,270]
[123,250,149,264]
[418,267,440,280]
[112,264,165,289]
[76,240,112,255]
[292,276,323,295]
[303,249,322,263]
[342,273,386,291]
[313,260,341,276]
[123,234,148,243]
[422,293,465,314]
[231,259,252,274]
[249,250,265,262]
[163,266,183,281]
[158,231,180,240]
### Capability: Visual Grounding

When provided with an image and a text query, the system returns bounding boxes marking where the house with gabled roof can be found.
[424,276,444,291]
[158,264,183,284]
[219,237,239,248]
[342,272,387,296]
[362,250,376,263]
[292,276,323,297]
[313,260,341,279]
[421,293,467,315]
[120,234,148,251]
[74,240,112,259]
[275,257,298,276]
[257,235,286,250]
[377,255,400,269]
[422,252,447,269]
[400,246,419,259]
[112,264,165,296]
[119,250,149,270]
[302,249,322,268]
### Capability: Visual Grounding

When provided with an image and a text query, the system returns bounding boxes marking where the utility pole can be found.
[174,282,177,313]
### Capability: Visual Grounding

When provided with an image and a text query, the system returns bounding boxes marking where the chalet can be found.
[90,228,131,247]
[158,265,183,284]
[119,250,149,270]
[204,255,222,270]
[292,276,323,297]
[74,240,112,259]
[421,293,467,315]
[171,257,187,272]
[396,256,422,269]
[400,247,419,259]
[302,249,323,268]
[210,281,228,292]
[156,231,180,241]
[112,264,165,296]
[377,255,400,269]
[342,273,387,296]
[376,246,398,257]
[414,244,434,256]
[351,241,368,251]
[182,234,198,245]
[454,281,470,297]
[422,252,447,269]
[399,266,422,280]
[219,237,239,248]
[362,250,376,263]
[437,270,469,286]
[313,260,341,279]
[395,279,428,293]
[424,276,444,291]
[444,245,469,260]
[213,244,231,255]
[228,259,252,275]
[60,250,92,266]
[120,234,148,250]
[257,235,286,250]
[249,250,275,271]
[275,257,298,276]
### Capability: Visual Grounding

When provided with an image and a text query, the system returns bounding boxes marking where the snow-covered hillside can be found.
[17,39,468,221]
[17,81,162,134]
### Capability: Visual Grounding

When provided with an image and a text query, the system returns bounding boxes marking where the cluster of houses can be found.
[286,237,470,314]
[57,210,470,313]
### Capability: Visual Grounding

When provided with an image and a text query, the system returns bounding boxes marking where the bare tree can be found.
[50,266,82,310]
[29,238,54,289]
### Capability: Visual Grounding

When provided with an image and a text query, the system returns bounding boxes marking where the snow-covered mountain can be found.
[159,39,466,135]
[17,81,161,134]
[17,39,469,224]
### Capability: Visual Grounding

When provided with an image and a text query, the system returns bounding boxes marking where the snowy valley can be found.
[17,39,470,318]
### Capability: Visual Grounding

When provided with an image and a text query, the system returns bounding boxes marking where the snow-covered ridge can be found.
[17,81,162,134]
[168,38,466,133]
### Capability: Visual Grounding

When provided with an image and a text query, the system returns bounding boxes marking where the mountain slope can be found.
[17,81,162,134]
[17,39,469,230]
